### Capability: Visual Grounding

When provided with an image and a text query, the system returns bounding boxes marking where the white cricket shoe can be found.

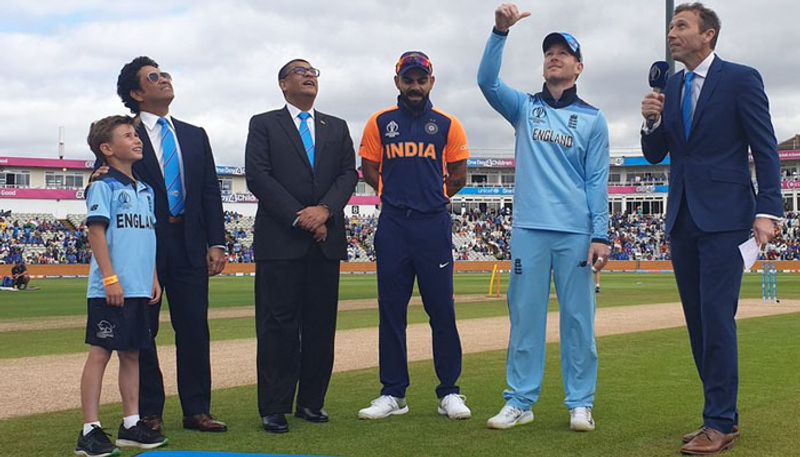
[358,395,409,420]
[569,406,595,431]
[486,405,534,429]
[437,394,472,420]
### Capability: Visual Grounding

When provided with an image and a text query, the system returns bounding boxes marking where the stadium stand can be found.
[2,210,799,264]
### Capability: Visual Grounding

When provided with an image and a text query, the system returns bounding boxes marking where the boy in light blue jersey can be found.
[478,4,610,432]
[76,115,167,457]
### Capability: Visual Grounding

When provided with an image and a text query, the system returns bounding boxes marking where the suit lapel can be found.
[313,111,328,174]
[172,117,194,197]
[690,56,722,137]
[277,107,313,171]
[670,70,688,147]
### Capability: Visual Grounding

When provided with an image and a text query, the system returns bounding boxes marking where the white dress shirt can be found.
[138,111,187,197]
[285,103,316,143]
[139,111,228,248]
[683,51,715,118]
[285,103,318,228]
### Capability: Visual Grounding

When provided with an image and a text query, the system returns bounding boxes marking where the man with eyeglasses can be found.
[357,51,471,421]
[478,4,610,431]
[245,59,357,434]
[113,56,228,433]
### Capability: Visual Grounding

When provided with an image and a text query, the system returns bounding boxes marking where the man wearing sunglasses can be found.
[245,59,357,434]
[478,4,610,431]
[110,56,228,434]
[357,51,471,421]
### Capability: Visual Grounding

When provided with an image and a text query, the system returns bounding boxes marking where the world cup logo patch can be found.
[385,121,400,138]
[117,192,132,209]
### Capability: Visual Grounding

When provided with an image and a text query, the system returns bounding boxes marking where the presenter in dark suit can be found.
[641,4,781,455]
[115,56,228,432]
[245,59,357,433]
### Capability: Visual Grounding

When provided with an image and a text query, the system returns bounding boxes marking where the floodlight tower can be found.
[58,126,65,160]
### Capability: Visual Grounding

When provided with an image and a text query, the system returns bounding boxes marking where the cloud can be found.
[0,0,797,166]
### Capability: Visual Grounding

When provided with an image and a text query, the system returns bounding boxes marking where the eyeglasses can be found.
[284,67,321,78]
[395,54,433,75]
[145,71,172,83]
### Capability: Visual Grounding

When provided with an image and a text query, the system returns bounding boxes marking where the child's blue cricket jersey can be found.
[85,167,157,299]
[478,31,610,242]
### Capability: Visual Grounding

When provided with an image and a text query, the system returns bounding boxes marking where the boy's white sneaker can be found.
[437,394,471,420]
[358,395,409,420]
[486,405,534,429]
[569,406,595,431]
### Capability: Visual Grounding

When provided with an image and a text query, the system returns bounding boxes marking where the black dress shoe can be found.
[295,407,329,423]
[262,414,289,433]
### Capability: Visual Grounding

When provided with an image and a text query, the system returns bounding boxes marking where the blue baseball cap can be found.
[542,32,582,61]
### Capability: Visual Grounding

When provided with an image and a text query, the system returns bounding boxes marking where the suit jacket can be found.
[100,117,226,270]
[641,56,782,233]
[245,107,358,261]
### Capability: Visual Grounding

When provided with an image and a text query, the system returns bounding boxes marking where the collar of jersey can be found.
[103,166,141,189]
[397,95,433,117]
[539,83,578,109]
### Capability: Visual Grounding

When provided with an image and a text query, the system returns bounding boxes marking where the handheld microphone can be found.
[647,61,670,129]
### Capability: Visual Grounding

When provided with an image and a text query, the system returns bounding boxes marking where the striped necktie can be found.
[157,117,184,216]
[682,71,695,140]
[298,112,315,169]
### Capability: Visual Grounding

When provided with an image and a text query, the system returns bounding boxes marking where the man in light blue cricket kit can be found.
[478,3,611,432]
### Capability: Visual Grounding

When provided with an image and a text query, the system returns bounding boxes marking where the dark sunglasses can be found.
[145,71,172,83]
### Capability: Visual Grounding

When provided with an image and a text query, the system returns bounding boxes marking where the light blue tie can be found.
[298,112,315,169]
[157,117,184,216]
[682,71,695,140]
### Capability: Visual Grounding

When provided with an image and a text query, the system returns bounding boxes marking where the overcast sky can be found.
[1,0,798,166]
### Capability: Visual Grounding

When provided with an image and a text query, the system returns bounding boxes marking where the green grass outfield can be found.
[1,273,798,360]
[4,272,799,321]
[0,313,797,457]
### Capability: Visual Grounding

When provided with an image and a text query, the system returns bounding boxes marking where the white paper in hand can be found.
[738,237,759,271]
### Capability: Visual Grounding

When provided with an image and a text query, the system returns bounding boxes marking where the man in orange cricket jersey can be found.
[356,51,472,421]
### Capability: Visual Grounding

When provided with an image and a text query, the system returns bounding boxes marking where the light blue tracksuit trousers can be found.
[503,227,598,411]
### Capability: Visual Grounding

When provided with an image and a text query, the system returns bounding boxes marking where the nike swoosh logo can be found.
[439,262,450,268]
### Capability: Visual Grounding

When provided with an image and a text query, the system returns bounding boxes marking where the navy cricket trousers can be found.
[374,206,462,399]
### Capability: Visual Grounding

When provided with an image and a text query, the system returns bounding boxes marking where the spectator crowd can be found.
[2,210,800,264]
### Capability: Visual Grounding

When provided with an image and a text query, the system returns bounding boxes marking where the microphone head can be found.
[648,61,670,90]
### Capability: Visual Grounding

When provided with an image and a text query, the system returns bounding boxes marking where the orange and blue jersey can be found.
[359,97,470,214]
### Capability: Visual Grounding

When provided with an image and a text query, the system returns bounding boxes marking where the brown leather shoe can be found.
[683,425,739,443]
[183,413,228,433]
[141,415,163,433]
[680,427,738,455]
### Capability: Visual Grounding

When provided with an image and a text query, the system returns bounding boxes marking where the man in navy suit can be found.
[245,59,357,433]
[641,3,782,455]
[114,56,228,433]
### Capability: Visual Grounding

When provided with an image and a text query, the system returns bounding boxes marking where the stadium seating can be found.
[2,210,799,264]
